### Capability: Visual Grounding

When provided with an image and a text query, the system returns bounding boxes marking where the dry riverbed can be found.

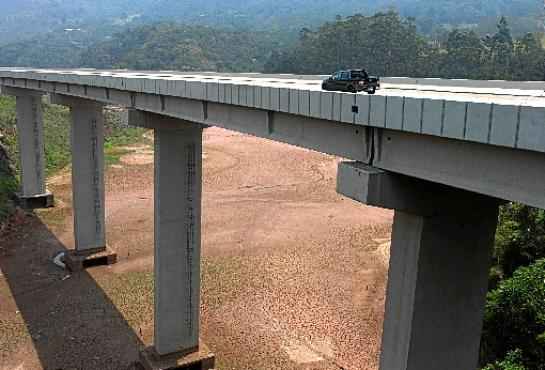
[0,127,392,370]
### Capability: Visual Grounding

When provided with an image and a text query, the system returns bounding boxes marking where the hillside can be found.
[0,23,292,71]
[0,0,541,44]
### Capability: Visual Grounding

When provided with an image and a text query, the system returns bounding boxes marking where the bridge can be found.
[1,68,544,370]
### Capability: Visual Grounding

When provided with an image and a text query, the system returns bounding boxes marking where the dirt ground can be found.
[0,128,393,370]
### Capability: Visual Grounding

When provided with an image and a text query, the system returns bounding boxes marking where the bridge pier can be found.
[50,94,116,270]
[2,87,53,209]
[337,162,500,370]
[128,111,215,370]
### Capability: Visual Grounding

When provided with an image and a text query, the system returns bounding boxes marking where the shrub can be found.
[483,350,527,370]
[480,259,545,369]
[494,203,545,280]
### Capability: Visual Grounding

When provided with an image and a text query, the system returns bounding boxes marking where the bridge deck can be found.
[2,68,545,209]
[1,68,544,370]
[1,68,544,154]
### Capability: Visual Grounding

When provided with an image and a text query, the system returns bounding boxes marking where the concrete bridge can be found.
[1,68,544,370]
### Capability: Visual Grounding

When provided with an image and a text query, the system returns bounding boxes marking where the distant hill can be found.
[0,0,541,44]
[0,22,290,72]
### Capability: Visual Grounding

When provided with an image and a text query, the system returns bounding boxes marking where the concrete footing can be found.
[139,343,215,370]
[17,191,54,209]
[64,246,118,272]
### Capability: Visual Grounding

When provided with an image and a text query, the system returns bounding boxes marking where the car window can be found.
[332,72,341,80]
[351,71,368,79]
[340,72,350,80]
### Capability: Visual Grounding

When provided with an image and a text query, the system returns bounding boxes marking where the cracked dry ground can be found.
[0,128,393,370]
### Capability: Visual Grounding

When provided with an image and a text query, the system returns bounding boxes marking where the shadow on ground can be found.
[0,213,144,370]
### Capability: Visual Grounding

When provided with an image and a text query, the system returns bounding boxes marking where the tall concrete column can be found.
[3,87,53,208]
[154,124,202,355]
[70,100,106,252]
[50,94,107,254]
[47,94,116,271]
[337,162,500,370]
[127,110,214,369]
[16,93,46,196]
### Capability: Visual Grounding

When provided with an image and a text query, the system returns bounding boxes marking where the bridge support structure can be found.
[337,162,500,370]
[128,110,215,370]
[2,87,53,209]
[50,94,117,271]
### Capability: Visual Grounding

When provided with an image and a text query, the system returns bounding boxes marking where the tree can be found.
[493,203,545,280]
[483,350,527,370]
[264,11,429,76]
[510,33,545,80]
[495,16,514,45]
[480,259,545,369]
[488,17,514,79]
[443,29,485,78]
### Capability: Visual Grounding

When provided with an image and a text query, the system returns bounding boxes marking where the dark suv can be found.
[322,69,380,94]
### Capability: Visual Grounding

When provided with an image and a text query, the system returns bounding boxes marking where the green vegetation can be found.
[265,13,545,81]
[0,0,539,46]
[103,110,145,165]
[492,204,545,283]
[0,97,18,165]
[0,23,293,71]
[0,97,144,223]
[0,7,544,369]
[483,350,528,370]
[0,96,73,177]
[0,162,18,221]
[481,259,545,369]
[42,104,72,176]
[81,23,290,72]
[0,97,18,221]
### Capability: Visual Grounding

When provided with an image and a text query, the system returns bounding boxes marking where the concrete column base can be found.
[64,246,117,271]
[139,343,215,370]
[17,191,54,209]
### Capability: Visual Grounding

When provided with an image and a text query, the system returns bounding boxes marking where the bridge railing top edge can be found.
[1,69,545,108]
[1,68,545,155]
[1,68,545,91]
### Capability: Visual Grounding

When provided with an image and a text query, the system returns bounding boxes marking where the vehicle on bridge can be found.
[322,69,380,94]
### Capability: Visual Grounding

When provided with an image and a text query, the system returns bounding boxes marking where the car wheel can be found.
[347,85,356,93]
[368,87,376,95]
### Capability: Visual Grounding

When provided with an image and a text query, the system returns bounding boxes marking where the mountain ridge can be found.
[0,0,541,44]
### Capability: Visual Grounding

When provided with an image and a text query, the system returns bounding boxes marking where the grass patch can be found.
[0,97,146,223]
[105,147,132,165]
[1,97,146,176]
[104,109,145,148]
[103,111,146,165]
[42,103,72,176]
